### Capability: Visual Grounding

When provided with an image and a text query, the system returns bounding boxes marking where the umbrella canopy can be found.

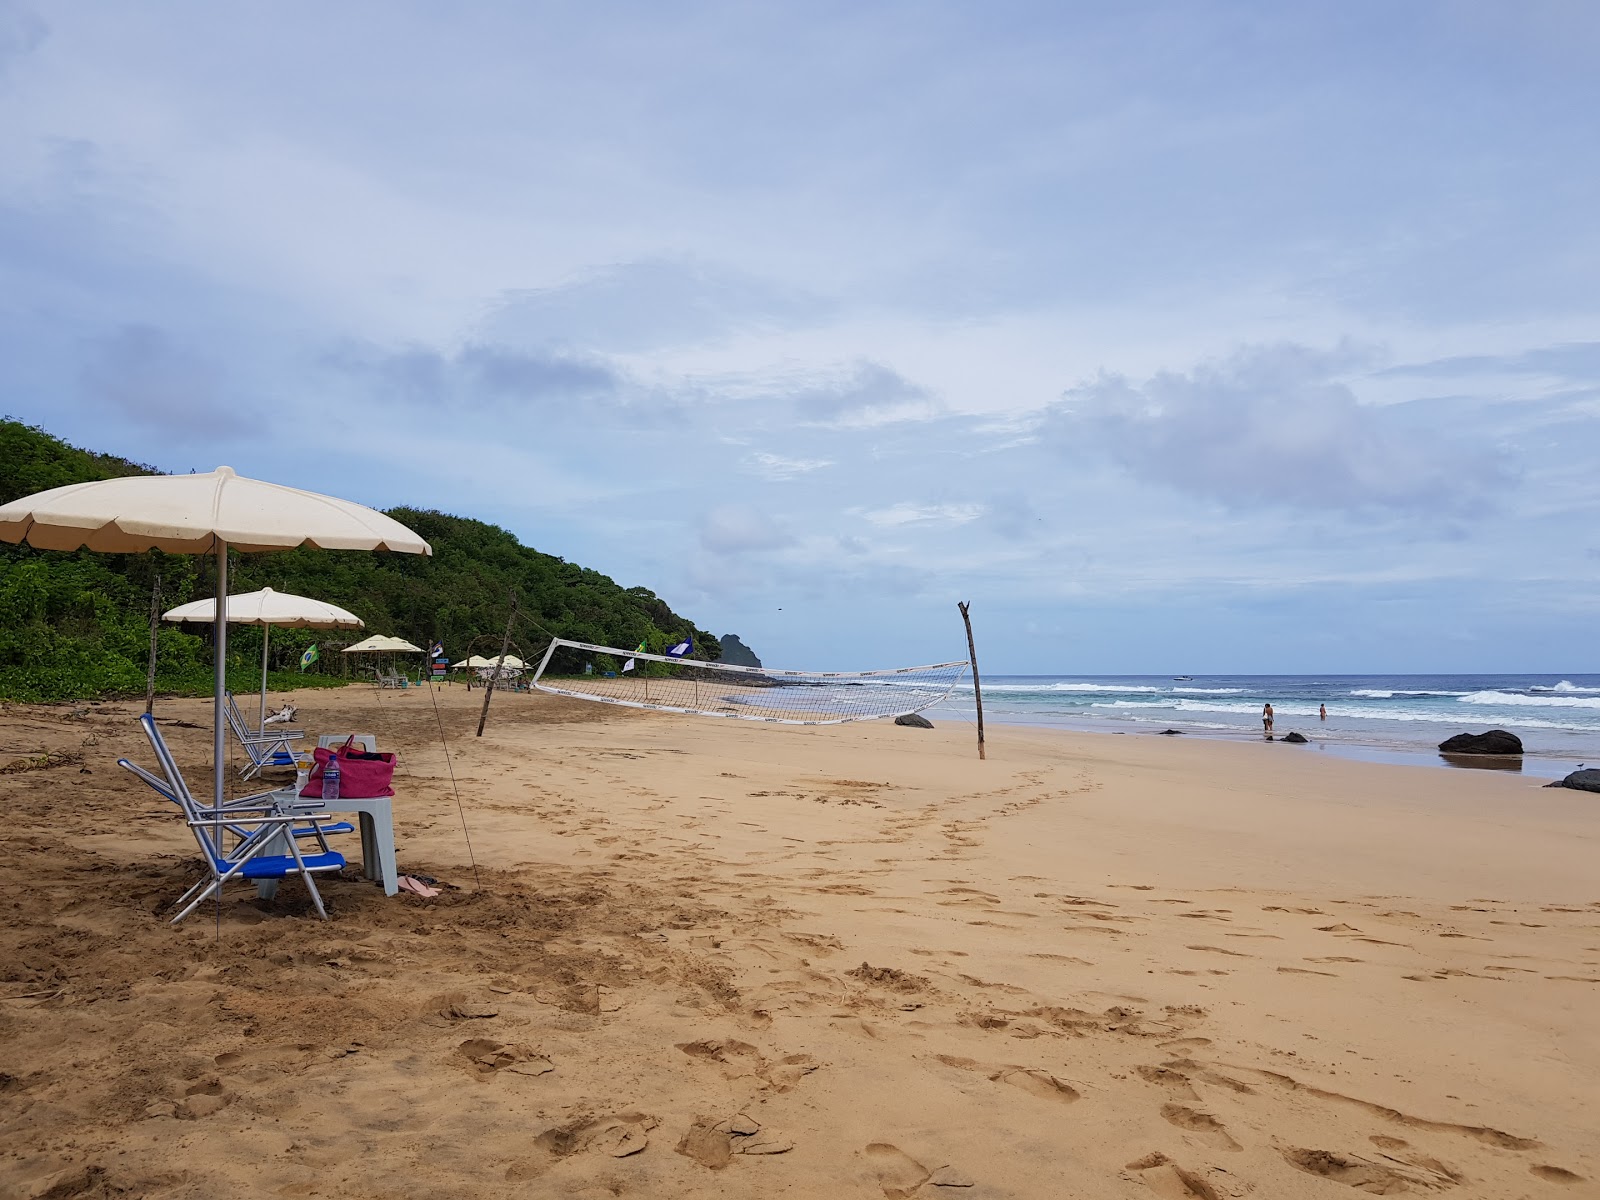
[0,467,429,811]
[163,588,364,728]
[343,634,424,653]
[163,587,363,629]
[453,655,495,669]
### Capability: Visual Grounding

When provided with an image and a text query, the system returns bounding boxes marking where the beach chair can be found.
[119,713,346,922]
[224,691,311,780]
[119,757,355,852]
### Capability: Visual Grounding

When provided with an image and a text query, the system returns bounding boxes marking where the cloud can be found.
[323,340,626,415]
[479,259,827,353]
[861,502,984,527]
[744,451,832,480]
[698,505,794,555]
[78,325,242,435]
[791,361,941,429]
[0,1,46,78]
[1044,343,1512,513]
[1378,341,1600,382]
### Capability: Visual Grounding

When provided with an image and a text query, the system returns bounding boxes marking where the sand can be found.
[1,685,1596,1199]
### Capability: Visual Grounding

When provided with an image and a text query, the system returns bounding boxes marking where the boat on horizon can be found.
[1173,675,1193,681]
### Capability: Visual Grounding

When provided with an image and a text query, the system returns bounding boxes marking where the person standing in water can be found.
[1263,702,1274,735]
[1320,703,1327,721]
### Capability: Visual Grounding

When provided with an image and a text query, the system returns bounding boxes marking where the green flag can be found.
[300,644,319,672]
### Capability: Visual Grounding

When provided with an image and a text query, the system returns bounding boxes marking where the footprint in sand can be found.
[1185,945,1252,958]
[1531,1165,1586,1185]
[455,1039,555,1077]
[865,1143,930,1198]
[934,1054,1081,1103]
[1125,1153,1223,1199]
[538,1113,658,1158]
[1277,966,1338,977]
[1135,1064,1201,1100]
[1160,1105,1242,1151]
[1283,1147,1460,1192]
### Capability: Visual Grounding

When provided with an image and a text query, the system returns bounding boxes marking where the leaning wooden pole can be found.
[476,591,518,738]
[958,600,985,760]
[143,573,161,716]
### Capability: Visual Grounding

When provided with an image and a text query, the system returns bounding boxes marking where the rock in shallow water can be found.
[1282,731,1308,744]
[1438,729,1523,755]
[1546,768,1600,793]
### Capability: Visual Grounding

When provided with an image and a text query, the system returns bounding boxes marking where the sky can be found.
[2,0,1598,674]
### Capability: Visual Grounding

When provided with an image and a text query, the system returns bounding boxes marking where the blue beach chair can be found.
[224,691,310,780]
[120,713,346,923]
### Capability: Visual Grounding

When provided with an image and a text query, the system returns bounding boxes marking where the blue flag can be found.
[666,634,693,658]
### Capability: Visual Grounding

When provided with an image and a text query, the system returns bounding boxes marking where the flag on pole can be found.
[666,634,693,658]
[300,644,319,672]
[621,639,647,673]
[430,641,444,658]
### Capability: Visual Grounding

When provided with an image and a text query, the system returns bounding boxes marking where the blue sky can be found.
[3,1,1598,673]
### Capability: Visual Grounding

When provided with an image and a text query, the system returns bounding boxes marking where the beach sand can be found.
[1,686,1596,1199]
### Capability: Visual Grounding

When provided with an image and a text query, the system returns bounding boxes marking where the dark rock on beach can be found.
[1438,730,1523,755]
[1282,731,1308,743]
[1545,768,1600,793]
[895,713,934,729]
[1157,729,1184,735]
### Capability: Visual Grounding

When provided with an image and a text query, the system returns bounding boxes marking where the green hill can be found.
[0,419,726,701]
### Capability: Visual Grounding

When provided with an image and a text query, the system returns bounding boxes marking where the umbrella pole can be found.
[260,625,270,731]
[214,540,229,810]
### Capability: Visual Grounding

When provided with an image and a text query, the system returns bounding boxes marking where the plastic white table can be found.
[258,787,399,898]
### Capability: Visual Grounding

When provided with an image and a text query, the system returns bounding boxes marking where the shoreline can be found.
[968,711,1587,778]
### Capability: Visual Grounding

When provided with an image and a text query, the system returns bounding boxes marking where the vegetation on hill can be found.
[0,420,728,701]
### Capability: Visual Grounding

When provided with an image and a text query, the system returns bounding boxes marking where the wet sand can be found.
[1,685,1596,1198]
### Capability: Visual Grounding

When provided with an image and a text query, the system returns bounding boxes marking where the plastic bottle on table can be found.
[323,754,341,800]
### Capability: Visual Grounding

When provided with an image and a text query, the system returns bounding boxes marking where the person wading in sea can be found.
[1263,702,1274,736]
[1320,703,1327,721]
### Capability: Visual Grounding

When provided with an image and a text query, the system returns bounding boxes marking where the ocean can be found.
[927,674,1600,778]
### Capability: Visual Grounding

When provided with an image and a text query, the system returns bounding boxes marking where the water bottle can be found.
[323,754,341,800]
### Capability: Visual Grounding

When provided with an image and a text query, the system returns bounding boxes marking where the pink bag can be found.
[299,737,396,798]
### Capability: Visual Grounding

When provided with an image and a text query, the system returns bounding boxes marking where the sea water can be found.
[926,674,1600,778]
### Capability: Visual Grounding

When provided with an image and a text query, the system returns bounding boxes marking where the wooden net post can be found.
[958,601,985,760]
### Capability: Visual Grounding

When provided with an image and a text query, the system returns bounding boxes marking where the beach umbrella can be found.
[0,466,430,811]
[342,634,424,653]
[162,587,364,729]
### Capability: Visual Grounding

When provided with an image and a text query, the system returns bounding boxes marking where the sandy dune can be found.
[1,686,1596,1199]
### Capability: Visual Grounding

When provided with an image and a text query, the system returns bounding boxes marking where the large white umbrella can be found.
[162,587,364,729]
[0,466,430,810]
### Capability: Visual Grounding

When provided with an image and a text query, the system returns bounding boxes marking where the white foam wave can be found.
[1079,696,1600,730]
[1530,680,1600,694]
[1348,689,1468,698]
[1459,690,1600,709]
[983,682,1157,694]
[1171,687,1244,695]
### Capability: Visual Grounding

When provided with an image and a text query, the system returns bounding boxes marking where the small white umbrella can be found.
[163,587,364,729]
[0,467,430,810]
[343,634,424,653]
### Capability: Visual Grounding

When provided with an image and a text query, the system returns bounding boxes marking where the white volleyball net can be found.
[531,639,969,725]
